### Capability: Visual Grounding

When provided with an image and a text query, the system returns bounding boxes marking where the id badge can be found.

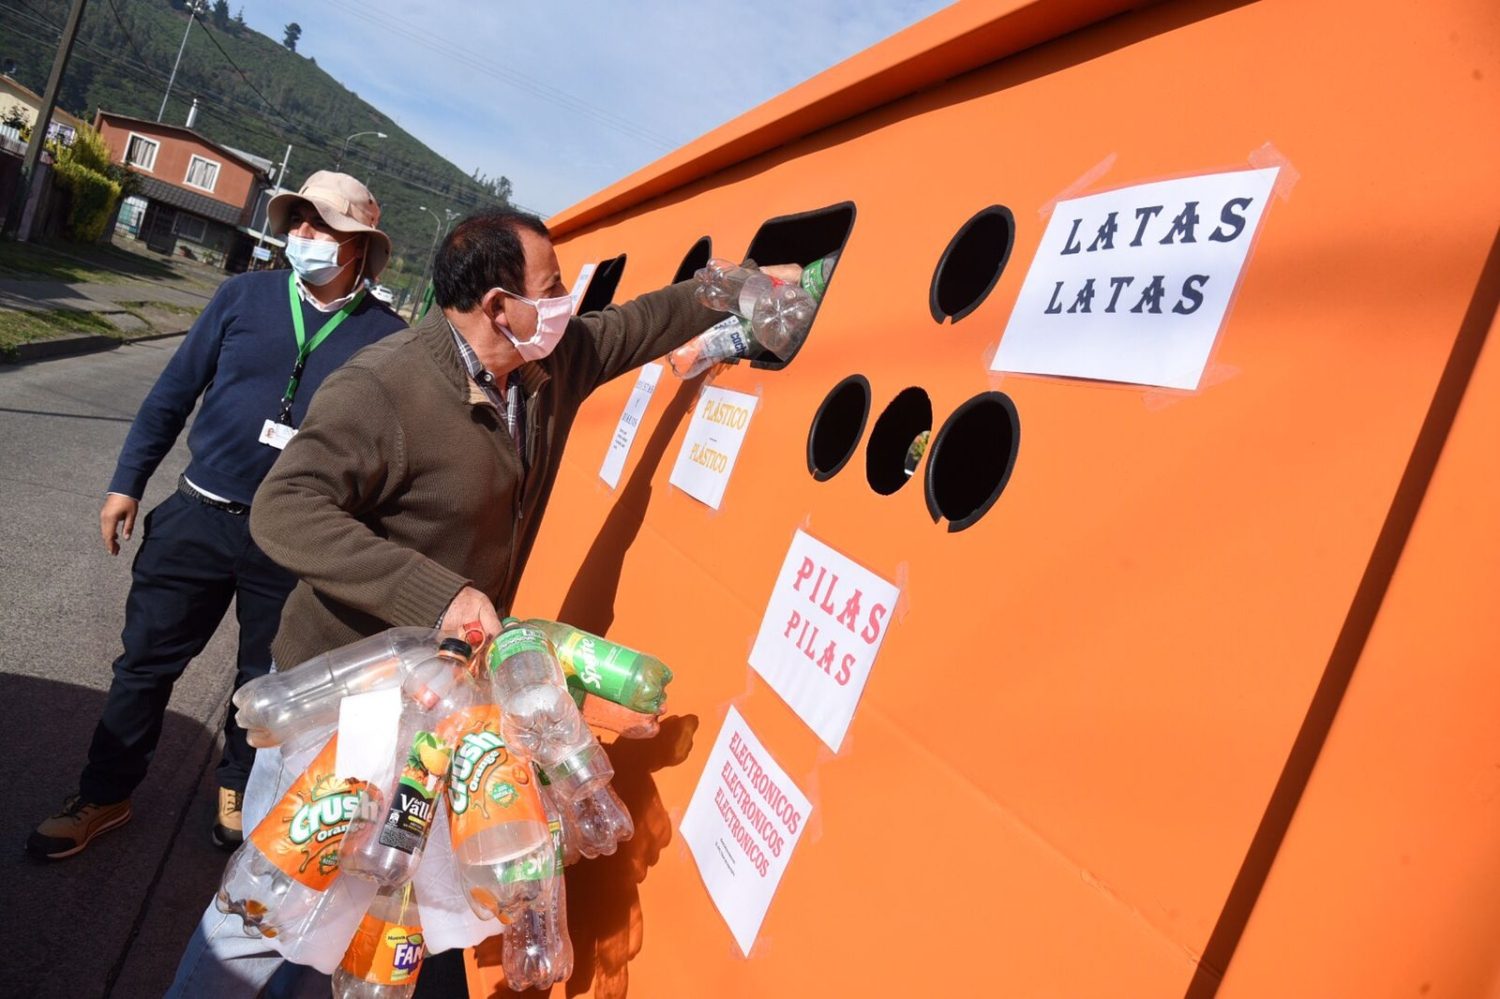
[259,419,297,450]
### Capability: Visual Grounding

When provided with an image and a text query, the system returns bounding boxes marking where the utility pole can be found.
[2,0,88,239]
[253,144,292,262]
[158,0,203,123]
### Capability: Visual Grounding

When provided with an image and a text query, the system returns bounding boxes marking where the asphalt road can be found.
[0,336,241,997]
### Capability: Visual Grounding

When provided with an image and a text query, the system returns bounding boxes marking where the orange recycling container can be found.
[466,0,1500,994]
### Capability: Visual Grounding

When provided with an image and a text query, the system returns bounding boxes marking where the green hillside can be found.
[0,0,515,294]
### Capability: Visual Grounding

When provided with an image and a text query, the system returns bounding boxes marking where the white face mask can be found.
[286,234,350,286]
[495,286,573,362]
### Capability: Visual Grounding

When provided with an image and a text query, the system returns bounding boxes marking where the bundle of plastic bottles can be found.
[669,253,840,379]
[219,617,674,996]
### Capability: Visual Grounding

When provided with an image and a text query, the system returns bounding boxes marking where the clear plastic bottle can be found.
[485,620,614,803]
[668,315,758,379]
[216,736,379,969]
[234,628,440,748]
[333,883,426,998]
[693,257,758,312]
[341,640,476,887]
[526,618,673,715]
[749,278,817,358]
[502,797,573,990]
[554,782,633,859]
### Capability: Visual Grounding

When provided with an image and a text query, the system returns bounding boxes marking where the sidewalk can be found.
[0,236,229,361]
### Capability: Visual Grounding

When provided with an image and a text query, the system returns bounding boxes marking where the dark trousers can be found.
[79,489,296,804]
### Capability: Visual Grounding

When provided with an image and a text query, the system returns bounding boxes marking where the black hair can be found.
[433,211,552,311]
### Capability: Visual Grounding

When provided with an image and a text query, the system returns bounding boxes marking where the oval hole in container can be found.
[865,387,932,496]
[807,375,871,481]
[929,206,1014,324]
[672,236,712,283]
[924,391,1020,532]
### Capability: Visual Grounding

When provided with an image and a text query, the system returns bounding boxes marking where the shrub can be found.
[49,123,124,242]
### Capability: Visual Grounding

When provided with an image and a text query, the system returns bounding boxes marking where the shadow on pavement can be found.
[0,671,229,999]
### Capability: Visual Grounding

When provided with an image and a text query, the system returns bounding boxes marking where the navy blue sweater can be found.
[109,270,407,505]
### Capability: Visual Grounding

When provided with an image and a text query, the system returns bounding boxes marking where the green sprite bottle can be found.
[523,619,673,715]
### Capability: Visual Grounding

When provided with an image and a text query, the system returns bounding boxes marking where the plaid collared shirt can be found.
[449,324,524,462]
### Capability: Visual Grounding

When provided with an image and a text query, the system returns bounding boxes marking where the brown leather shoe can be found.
[27,795,132,860]
[212,786,244,851]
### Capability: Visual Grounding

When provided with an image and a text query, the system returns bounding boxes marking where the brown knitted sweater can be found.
[250,279,720,670]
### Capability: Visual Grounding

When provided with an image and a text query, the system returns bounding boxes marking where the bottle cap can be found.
[439,637,473,658]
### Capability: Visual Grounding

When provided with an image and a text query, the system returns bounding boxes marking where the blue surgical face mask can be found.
[286,234,349,286]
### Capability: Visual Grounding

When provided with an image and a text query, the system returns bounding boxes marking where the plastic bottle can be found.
[485,620,614,802]
[692,257,758,312]
[333,883,426,998]
[668,315,758,379]
[502,797,573,990]
[442,701,551,920]
[751,251,840,359]
[234,628,440,748]
[341,640,476,887]
[216,736,379,968]
[541,768,632,863]
[525,618,672,715]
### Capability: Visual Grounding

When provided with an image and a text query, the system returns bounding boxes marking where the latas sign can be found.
[994,166,1280,390]
[748,529,900,752]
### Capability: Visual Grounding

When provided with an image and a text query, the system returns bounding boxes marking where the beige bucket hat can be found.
[268,170,392,278]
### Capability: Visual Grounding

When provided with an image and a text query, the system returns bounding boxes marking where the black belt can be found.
[178,477,250,515]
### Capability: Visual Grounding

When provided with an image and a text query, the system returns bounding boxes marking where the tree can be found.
[283,22,301,51]
[211,0,230,30]
[234,6,245,32]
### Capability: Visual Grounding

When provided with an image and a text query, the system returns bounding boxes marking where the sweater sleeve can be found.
[572,279,723,392]
[107,282,234,498]
[250,366,472,628]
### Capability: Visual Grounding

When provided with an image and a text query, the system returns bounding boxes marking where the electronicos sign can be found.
[994,166,1281,390]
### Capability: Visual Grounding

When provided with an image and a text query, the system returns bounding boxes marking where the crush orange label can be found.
[440,705,544,846]
[340,912,425,985]
[248,737,365,891]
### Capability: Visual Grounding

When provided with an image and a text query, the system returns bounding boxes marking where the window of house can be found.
[125,133,159,171]
[184,154,220,192]
[173,213,208,242]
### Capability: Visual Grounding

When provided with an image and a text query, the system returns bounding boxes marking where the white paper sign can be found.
[599,362,662,488]
[748,529,900,752]
[679,706,812,956]
[334,686,402,789]
[569,262,597,314]
[668,385,758,510]
[993,166,1280,389]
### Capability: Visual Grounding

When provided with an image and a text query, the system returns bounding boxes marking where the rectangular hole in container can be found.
[741,201,855,370]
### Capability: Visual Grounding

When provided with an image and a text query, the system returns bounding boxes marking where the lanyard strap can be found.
[279,273,364,422]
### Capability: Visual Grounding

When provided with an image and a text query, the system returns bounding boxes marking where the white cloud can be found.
[241,0,950,214]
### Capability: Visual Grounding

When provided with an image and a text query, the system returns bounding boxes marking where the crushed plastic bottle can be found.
[234,628,440,748]
[333,883,427,998]
[341,639,476,887]
[668,314,758,379]
[693,257,758,312]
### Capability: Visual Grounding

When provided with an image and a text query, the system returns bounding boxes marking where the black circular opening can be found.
[672,236,712,283]
[924,391,1020,532]
[807,375,871,481]
[865,387,932,496]
[929,206,1015,324]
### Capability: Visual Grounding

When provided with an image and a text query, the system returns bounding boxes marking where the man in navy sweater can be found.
[27,171,408,860]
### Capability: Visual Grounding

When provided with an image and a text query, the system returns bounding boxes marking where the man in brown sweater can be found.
[166,210,797,994]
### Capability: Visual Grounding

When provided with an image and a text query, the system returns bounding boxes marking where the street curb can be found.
[6,329,188,365]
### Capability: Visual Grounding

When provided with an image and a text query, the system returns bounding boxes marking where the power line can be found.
[0,0,530,215]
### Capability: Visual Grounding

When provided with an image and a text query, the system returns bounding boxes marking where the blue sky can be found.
[239,0,952,217]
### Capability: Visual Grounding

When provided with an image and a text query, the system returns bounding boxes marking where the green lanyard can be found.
[279,272,364,424]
